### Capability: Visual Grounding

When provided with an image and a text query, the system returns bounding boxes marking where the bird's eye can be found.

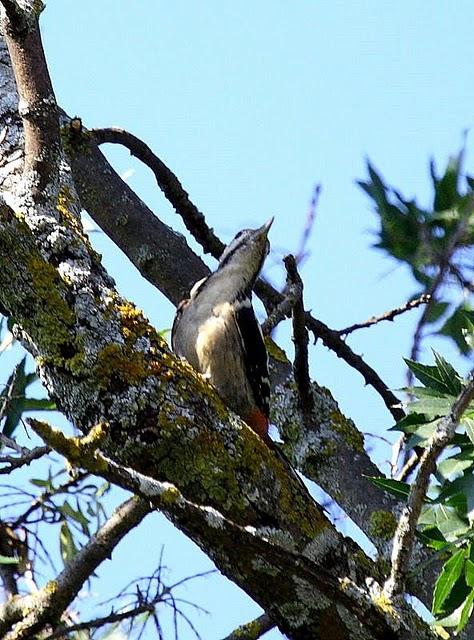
[234,230,245,240]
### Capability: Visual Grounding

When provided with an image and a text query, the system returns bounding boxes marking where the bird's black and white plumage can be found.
[171,219,273,439]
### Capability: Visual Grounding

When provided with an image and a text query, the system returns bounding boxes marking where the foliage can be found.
[0,352,55,440]
[377,350,474,632]
[359,148,474,357]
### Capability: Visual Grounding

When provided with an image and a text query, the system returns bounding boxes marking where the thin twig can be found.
[305,312,405,422]
[261,282,301,335]
[0,496,152,640]
[221,613,274,640]
[0,445,50,474]
[338,294,431,337]
[12,472,89,527]
[396,451,419,482]
[44,601,158,639]
[284,255,314,423]
[295,184,321,265]
[449,264,474,293]
[384,370,474,597]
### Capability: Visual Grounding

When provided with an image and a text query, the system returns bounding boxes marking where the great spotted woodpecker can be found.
[171,219,273,441]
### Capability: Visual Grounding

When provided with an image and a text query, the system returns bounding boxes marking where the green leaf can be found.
[465,559,474,587]
[60,521,78,565]
[433,603,464,628]
[1,357,27,438]
[389,412,430,433]
[464,417,474,446]
[437,456,473,481]
[0,357,50,439]
[409,395,455,419]
[22,398,56,411]
[438,303,473,355]
[457,588,474,632]
[435,506,470,541]
[0,555,19,565]
[405,420,441,450]
[59,501,90,528]
[416,527,447,551]
[437,474,474,524]
[365,476,410,501]
[419,504,438,526]
[424,301,449,324]
[29,477,53,489]
[433,548,466,615]
[433,352,462,395]
[404,358,453,393]
[431,150,463,213]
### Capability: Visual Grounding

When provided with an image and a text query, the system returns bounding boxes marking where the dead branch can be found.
[284,255,314,423]
[338,294,431,337]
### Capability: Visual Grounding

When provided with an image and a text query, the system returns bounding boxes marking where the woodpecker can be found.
[172,218,273,441]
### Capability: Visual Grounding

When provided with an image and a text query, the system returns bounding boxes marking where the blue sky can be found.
[6,2,474,638]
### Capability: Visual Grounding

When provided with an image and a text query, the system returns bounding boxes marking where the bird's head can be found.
[218,218,274,289]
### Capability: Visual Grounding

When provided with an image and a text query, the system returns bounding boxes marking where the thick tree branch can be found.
[1,4,60,196]
[28,420,439,640]
[0,496,152,640]
[384,371,474,597]
[61,118,209,305]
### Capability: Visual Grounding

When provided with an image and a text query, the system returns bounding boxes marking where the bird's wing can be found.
[232,302,270,418]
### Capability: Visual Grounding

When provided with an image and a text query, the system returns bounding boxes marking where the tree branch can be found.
[0,443,50,474]
[1,3,60,196]
[284,255,314,423]
[384,370,474,597]
[91,125,226,259]
[0,0,29,35]
[0,496,152,640]
[304,312,405,422]
[222,613,274,640]
[260,281,301,336]
[28,420,439,640]
[338,294,431,337]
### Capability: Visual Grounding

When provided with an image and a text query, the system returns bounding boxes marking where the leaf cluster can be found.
[374,352,474,631]
[359,150,474,355]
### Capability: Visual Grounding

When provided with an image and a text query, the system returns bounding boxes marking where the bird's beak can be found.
[257,217,274,237]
